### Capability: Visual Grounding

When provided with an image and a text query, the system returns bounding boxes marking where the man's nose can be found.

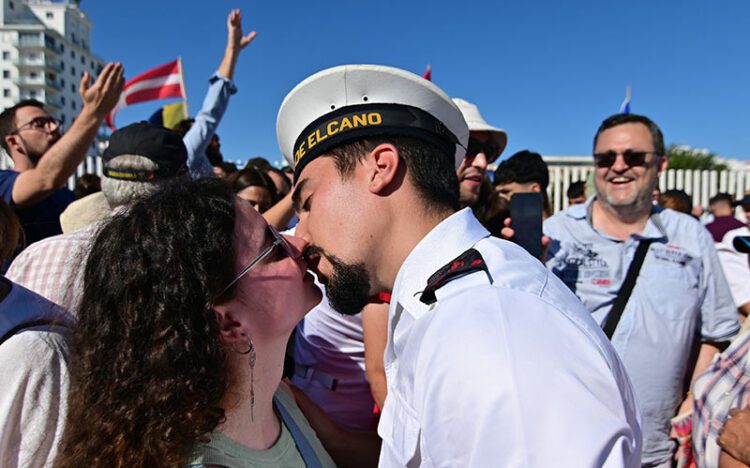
[611,154,630,172]
[472,152,488,170]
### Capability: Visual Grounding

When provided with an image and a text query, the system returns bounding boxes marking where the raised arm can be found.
[184,9,257,179]
[12,64,124,207]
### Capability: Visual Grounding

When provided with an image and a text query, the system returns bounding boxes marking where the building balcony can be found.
[11,37,63,55]
[13,58,63,73]
[14,76,62,92]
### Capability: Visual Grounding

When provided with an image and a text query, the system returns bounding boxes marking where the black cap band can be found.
[292,103,460,183]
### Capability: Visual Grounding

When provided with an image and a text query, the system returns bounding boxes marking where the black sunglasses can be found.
[592,150,660,168]
[467,137,500,161]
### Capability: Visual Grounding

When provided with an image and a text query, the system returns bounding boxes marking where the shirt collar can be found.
[392,208,490,311]
[569,195,667,241]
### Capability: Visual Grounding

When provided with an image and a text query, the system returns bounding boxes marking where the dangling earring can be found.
[233,336,257,421]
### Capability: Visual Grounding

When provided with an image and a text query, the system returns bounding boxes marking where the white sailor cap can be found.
[277,64,470,183]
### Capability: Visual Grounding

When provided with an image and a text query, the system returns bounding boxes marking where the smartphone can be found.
[510,192,544,259]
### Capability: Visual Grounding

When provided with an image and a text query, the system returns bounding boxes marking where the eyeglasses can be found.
[467,137,501,162]
[12,116,61,134]
[216,225,295,299]
[592,150,660,168]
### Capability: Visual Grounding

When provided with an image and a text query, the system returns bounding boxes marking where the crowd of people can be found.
[1,8,749,468]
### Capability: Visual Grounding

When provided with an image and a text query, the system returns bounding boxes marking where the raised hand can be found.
[79,63,125,119]
[227,9,256,51]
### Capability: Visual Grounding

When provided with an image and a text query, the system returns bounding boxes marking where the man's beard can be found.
[21,132,59,166]
[307,246,371,316]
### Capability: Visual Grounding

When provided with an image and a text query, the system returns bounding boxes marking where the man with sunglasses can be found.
[543,113,739,467]
[452,98,507,210]
[0,63,124,247]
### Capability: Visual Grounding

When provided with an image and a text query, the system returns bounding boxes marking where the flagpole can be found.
[178,56,189,116]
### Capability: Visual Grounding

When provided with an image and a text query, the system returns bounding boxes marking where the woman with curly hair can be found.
[55,178,333,467]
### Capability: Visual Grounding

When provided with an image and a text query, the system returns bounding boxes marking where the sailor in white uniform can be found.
[277,64,642,467]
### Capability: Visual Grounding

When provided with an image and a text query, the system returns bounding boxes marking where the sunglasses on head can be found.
[592,150,660,168]
[467,137,500,161]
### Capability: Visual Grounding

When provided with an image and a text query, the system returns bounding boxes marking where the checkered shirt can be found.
[692,330,750,468]
[5,222,100,313]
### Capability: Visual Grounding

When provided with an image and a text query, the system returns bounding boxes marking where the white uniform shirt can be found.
[377,209,641,467]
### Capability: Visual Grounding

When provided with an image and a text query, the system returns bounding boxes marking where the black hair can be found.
[327,135,459,214]
[709,192,733,207]
[0,99,46,152]
[228,167,278,204]
[594,113,665,156]
[493,150,549,189]
[567,181,586,200]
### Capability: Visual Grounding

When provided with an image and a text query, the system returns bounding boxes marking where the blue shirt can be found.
[0,170,75,247]
[183,73,237,179]
[544,196,739,464]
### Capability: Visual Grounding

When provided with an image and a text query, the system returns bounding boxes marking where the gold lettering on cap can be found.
[294,112,384,167]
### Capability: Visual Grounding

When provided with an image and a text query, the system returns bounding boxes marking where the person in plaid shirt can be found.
[693,330,750,467]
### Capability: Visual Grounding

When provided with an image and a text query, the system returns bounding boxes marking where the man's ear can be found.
[658,155,669,175]
[366,143,402,195]
[3,135,20,154]
[530,182,541,193]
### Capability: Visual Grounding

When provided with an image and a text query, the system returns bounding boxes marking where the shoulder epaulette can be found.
[419,248,490,305]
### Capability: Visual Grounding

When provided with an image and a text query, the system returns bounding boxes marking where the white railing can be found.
[547,165,750,213]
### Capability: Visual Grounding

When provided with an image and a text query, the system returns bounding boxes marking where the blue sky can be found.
[83,0,750,165]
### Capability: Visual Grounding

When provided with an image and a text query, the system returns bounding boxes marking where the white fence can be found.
[548,166,750,213]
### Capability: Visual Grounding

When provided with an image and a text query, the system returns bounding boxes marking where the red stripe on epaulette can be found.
[419,248,490,305]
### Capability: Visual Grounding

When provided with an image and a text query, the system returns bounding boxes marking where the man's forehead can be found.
[15,105,49,122]
[596,122,653,148]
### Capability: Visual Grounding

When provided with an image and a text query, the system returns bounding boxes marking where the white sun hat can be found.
[277,64,470,182]
[452,98,507,162]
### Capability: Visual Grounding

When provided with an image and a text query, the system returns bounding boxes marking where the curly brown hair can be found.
[56,178,238,466]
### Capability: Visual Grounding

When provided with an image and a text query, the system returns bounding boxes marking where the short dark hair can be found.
[0,99,46,152]
[709,192,733,207]
[594,113,665,156]
[327,135,459,214]
[567,181,586,200]
[493,150,549,189]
